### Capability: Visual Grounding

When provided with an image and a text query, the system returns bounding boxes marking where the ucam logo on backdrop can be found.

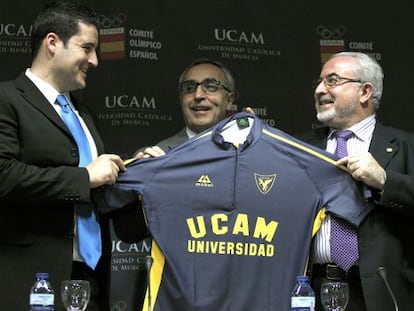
[97,94,173,127]
[0,23,32,54]
[214,29,265,44]
[104,95,156,109]
[198,27,280,61]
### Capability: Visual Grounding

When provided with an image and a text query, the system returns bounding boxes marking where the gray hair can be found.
[329,52,383,109]
[178,58,236,93]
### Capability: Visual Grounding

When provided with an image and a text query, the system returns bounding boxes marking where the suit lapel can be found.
[15,73,105,154]
[15,73,70,135]
[369,123,398,169]
[300,123,397,170]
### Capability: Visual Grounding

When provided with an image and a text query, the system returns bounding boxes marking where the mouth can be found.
[317,96,334,106]
[80,67,88,77]
[190,105,211,112]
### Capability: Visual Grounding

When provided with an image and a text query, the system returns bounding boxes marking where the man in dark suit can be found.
[121,58,239,310]
[0,1,125,310]
[299,52,414,311]
[133,58,239,157]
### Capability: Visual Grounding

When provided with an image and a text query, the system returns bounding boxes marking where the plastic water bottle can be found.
[291,275,315,311]
[29,272,55,311]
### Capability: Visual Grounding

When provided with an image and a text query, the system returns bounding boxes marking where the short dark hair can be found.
[178,58,236,93]
[31,0,98,58]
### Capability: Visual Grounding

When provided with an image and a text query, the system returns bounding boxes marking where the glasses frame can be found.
[180,78,232,95]
[314,74,362,89]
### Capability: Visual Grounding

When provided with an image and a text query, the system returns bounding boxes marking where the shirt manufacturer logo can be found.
[195,175,214,188]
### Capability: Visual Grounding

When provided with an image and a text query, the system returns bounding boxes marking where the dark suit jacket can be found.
[0,73,110,310]
[298,122,414,311]
[132,127,189,156]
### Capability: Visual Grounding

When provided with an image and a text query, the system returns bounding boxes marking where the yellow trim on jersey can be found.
[123,157,136,166]
[313,208,326,237]
[196,130,213,140]
[122,131,213,168]
[142,241,165,311]
[262,129,348,172]
[301,209,327,276]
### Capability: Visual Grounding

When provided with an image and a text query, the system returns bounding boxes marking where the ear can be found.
[44,32,60,55]
[360,82,374,104]
[225,93,235,111]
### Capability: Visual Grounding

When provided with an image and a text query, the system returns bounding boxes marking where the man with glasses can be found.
[122,59,238,309]
[133,58,239,157]
[299,52,414,311]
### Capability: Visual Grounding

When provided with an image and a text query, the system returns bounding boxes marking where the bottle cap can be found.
[36,272,49,279]
[297,275,309,282]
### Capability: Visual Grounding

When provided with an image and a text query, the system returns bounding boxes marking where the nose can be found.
[314,79,327,94]
[194,84,206,98]
[89,50,99,68]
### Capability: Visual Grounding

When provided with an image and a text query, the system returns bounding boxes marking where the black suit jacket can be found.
[0,73,110,310]
[299,122,414,311]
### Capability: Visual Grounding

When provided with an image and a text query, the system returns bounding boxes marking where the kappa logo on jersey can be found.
[254,173,276,194]
[195,175,214,187]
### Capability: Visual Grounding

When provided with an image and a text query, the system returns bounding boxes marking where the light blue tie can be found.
[57,94,102,269]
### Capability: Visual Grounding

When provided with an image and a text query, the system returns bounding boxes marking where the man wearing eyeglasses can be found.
[133,58,238,158]
[125,59,241,310]
[299,52,414,311]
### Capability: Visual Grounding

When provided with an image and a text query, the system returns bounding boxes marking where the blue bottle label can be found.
[291,297,315,311]
[30,293,54,311]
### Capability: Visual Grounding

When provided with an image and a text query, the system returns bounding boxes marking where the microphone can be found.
[376,266,399,311]
[144,255,154,311]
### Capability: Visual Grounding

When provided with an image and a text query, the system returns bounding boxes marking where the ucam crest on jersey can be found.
[255,173,276,194]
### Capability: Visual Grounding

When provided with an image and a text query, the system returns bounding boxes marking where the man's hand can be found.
[244,107,255,114]
[336,152,386,190]
[134,146,166,159]
[87,154,126,188]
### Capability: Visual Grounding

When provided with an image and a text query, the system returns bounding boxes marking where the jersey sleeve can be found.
[291,141,373,226]
[262,127,373,227]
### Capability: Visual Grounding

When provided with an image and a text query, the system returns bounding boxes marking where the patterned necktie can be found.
[56,94,102,270]
[330,130,359,271]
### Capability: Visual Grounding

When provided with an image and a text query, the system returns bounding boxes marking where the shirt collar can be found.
[186,127,197,139]
[328,114,376,143]
[25,68,65,104]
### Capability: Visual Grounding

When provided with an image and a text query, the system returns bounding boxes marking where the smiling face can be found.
[314,56,374,129]
[179,63,235,133]
[53,22,99,92]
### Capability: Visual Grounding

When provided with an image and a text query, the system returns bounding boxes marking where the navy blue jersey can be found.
[104,113,371,311]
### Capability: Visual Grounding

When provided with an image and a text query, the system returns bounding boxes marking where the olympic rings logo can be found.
[98,13,127,28]
[316,25,346,40]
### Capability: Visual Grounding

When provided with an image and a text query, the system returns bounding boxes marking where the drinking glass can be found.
[320,281,349,311]
[61,280,91,311]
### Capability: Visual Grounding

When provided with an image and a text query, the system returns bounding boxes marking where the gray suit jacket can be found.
[133,127,190,156]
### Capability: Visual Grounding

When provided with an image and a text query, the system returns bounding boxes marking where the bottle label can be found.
[291,297,315,311]
[30,293,54,311]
